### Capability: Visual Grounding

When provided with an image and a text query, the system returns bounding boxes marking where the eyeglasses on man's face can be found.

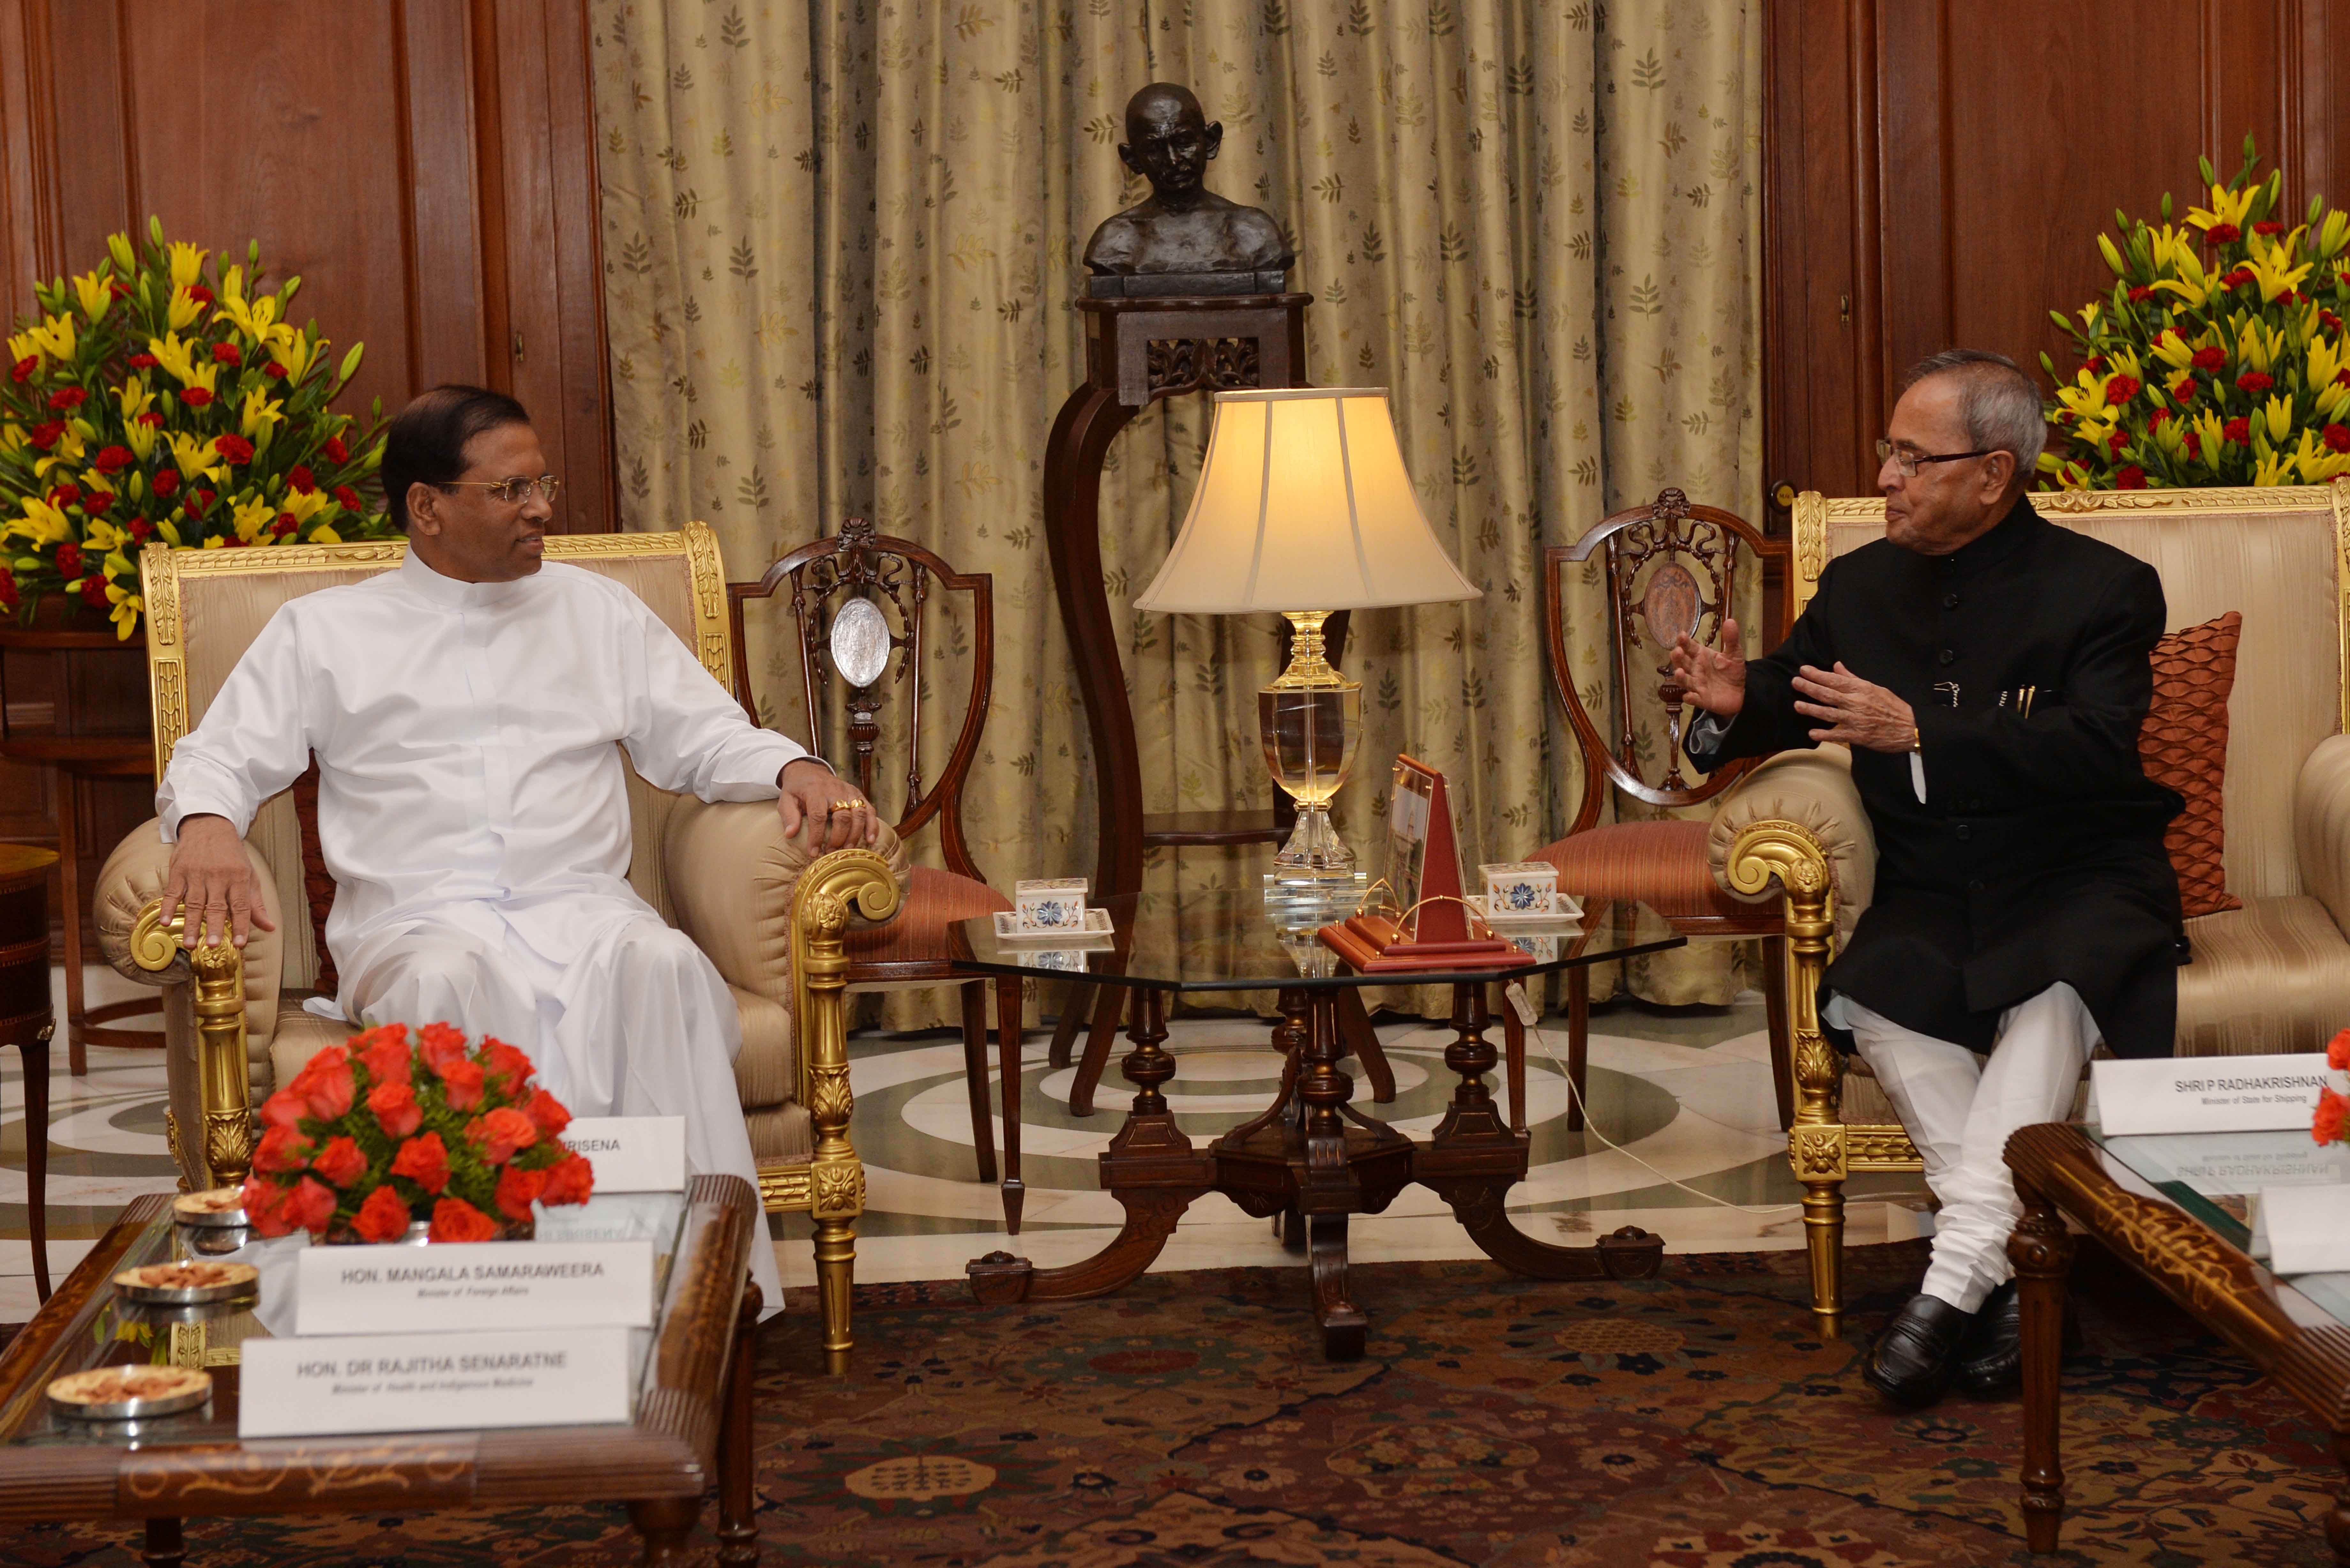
[440,474,562,506]
[1875,439,1996,479]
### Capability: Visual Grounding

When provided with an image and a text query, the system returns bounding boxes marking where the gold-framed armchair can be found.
[89,527,910,1360]
[1709,480,2350,1337]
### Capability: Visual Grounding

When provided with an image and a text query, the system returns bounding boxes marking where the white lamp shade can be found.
[1132,387,1482,614]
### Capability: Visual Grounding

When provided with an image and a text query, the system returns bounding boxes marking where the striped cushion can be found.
[1534,819,1761,922]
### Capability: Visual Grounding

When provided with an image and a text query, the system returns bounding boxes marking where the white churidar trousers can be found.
[343,900,784,1317]
[1832,982,2096,1313]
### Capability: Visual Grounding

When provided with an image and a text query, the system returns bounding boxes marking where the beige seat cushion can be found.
[2175,894,2350,1057]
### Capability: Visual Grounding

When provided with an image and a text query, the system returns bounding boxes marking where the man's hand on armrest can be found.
[776,758,882,851]
[157,814,277,950]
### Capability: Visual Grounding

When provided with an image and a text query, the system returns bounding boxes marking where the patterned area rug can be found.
[2,1241,2338,1566]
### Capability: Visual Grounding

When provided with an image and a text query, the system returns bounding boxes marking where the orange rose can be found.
[353,1185,412,1243]
[358,1027,413,1088]
[494,1164,548,1224]
[369,1080,422,1140]
[417,1021,471,1078]
[429,1197,499,1243]
[311,1135,368,1189]
[440,1058,486,1112]
[476,1106,538,1164]
[482,1038,534,1093]
[2328,1028,2350,1072]
[2316,1085,2348,1146]
[523,1088,572,1139]
[390,1131,450,1194]
[251,1124,312,1175]
[539,1152,595,1208]
[285,1175,338,1237]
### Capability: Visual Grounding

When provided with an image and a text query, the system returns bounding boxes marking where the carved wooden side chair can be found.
[1535,488,1795,1129]
[730,519,1028,1225]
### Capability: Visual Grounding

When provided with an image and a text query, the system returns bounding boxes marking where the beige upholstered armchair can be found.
[1708,481,2350,1338]
[87,527,909,1363]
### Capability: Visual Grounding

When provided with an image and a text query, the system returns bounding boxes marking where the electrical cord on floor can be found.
[1506,982,1800,1218]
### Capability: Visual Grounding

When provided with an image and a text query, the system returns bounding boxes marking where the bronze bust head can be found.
[1082,83,1294,297]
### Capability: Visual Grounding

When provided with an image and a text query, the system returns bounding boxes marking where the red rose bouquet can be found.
[2315,1029,2350,1146]
[241,1021,594,1244]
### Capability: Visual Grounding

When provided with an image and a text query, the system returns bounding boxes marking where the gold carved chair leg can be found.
[126,901,254,1189]
[785,849,902,1376]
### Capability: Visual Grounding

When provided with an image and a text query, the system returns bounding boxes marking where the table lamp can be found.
[1133,387,1480,879]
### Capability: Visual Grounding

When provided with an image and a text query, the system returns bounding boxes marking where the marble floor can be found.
[3,968,1935,1320]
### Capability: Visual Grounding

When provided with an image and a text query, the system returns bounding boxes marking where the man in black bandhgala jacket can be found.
[1674,350,2182,1409]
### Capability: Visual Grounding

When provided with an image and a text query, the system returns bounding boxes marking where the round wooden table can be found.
[0,843,57,1301]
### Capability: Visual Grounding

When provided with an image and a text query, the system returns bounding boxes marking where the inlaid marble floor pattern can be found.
[2,969,1933,1320]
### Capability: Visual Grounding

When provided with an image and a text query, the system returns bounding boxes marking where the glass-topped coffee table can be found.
[0,1177,762,1565]
[2004,1122,2350,1558]
[952,887,1687,1359]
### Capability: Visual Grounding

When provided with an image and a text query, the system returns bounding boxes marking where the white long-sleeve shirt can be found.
[158,549,809,975]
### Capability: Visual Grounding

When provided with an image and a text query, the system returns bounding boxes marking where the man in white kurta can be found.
[154,388,875,1316]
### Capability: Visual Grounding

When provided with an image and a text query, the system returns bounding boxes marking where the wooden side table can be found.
[0,844,55,1302]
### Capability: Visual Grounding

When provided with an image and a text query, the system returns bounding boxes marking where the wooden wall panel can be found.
[1765,0,2346,508]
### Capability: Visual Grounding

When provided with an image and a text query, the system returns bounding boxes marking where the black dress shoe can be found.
[1958,1282,2020,1398]
[1861,1293,1975,1408]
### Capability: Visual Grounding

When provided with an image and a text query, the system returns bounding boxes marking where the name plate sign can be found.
[2261,1184,2350,1275]
[2092,1054,2346,1137]
[294,1239,654,1336]
[560,1116,686,1193]
[240,1326,632,1438]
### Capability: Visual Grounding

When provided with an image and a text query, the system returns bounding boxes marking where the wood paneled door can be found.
[0,0,613,929]
[1763,0,2350,506]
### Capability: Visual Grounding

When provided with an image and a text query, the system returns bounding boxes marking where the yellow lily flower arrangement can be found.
[0,216,391,634]
[2045,135,2350,491]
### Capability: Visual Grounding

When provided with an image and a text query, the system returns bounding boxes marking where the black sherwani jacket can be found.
[1691,497,2183,1057]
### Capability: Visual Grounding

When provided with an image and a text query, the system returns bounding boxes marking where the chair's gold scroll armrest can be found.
[1707,744,1876,938]
[660,800,912,1005]
[94,818,286,1011]
[2295,734,2350,939]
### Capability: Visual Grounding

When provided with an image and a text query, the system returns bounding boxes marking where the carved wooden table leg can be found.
[968,987,1211,1302]
[630,1496,703,1566]
[1293,991,1369,1359]
[958,981,997,1184]
[1420,981,1662,1280]
[1308,1211,1366,1360]
[716,1280,762,1568]
[141,1516,184,1568]
[19,1025,50,1300]
[1333,990,1396,1104]
[995,977,1026,1234]
[1065,985,1127,1116]
[2011,1178,2076,1554]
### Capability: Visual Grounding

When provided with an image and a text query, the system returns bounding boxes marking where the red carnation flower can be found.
[186,285,215,306]
[2254,220,2286,236]
[310,1135,368,1189]
[2106,431,2127,455]
[54,542,81,577]
[539,1152,595,1207]
[2115,464,2147,490]
[126,352,158,369]
[270,513,297,538]
[213,433,254,464]
[2328,425,2350,454]
[2238,371,2275,395]
[46,386,85,412]
[222,536,249,548]
[477,1106,539,1165]
[252,1123,313,1176]
[522,1087,572,1139]
[27,421,63,451]
[2104,374,2141,405]
[2191,346,2227,371]
[2084,354,2109,374]
[10,356,34,382]
[353,1185,412,1243]
[390,1131,451,1194]
[2183,430,2203,459]
[2127,285,2154,303]
[135,411,164,428]
[440,1057,486,1112]
[2224,267,2257,289]
[211,342,241,366]
[358,1027,413,1087]
[107,280,129,299]
[151,468,179,498]
[494,1165,549,1224]
[2170,376,2195,403]
[285,464,316,493]
[368,1080,422,1140]
[286,1175,337,1237]
[2326,310,2345,333]
[92,445,132,473]
[2149,408,2172,427]
[128,519,152,543]
[429,1197,499,1243]
[333,485,362,513]
[324,435,349,463]
[82,488,111,516]
[190,487,215,515]
[80,576,108,609]
[0,576,15,610]
[265,361,287,378]
[49,483,79,508]
[179,387,214,407]
[2223,416,2251,444]
[2205,222,2241,244]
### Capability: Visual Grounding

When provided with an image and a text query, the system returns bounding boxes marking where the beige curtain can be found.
[591,0,1764,1026]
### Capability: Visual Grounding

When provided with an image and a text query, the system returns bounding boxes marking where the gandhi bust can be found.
[1082,83,1293,297]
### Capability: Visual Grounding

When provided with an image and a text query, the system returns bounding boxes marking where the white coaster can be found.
[994,908,1115,941]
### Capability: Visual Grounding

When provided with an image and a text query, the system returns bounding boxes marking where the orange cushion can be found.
[842,864,1012,967]
[1533,818,1756,922]
[2139,611,2241,920]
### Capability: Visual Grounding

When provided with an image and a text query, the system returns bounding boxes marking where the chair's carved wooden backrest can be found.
[729,518,994,884]
[1796,482,2350,903]
[141,528,737,990]
[1544,488,1790,835]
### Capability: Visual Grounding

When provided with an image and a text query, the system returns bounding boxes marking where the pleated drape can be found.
[590,0,1764,1025]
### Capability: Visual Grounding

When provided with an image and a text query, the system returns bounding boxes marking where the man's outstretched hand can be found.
[777,758,881,850]
[1792,662,1918,753]
[1669,616,1747,717]
[157,814,277,950]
